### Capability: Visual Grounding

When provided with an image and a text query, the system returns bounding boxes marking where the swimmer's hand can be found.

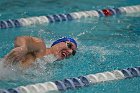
[5,46,27,64]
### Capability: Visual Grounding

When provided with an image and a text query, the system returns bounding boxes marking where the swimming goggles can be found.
[65,42,76,56]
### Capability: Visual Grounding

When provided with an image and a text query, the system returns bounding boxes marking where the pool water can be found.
[0,0,140,93]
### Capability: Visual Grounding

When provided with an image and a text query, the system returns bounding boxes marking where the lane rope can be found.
[0,5,140,29]
[0,66,140,93]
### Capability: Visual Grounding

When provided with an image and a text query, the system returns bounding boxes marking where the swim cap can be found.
[51,37,77,47]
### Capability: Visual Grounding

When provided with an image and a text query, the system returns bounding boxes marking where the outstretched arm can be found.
[5,36,46,64]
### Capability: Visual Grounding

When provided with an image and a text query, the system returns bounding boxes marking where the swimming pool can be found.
[0,0,140,93]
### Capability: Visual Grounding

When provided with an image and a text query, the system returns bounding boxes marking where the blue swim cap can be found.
[51,37,77,47]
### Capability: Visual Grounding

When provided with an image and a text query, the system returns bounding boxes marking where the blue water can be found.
[0,0,140,93]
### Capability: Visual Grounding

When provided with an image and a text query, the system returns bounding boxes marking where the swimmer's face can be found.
[53,41,77,60]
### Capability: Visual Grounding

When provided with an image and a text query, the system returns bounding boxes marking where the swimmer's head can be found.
[51,37,77,60]
[51,37,77,47]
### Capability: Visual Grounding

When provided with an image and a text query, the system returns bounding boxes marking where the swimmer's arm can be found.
[5,36,46,63]
[14,36,46,56]
[14,36,28,52]
[5,36,46,64]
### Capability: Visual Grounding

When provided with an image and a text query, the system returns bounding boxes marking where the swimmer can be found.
[4,36,77,68]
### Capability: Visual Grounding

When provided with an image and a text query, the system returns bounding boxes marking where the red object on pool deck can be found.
[102,9,112,16]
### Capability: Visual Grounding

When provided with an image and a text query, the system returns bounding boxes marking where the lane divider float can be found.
[0,66,140,93]
[0,5,140,29]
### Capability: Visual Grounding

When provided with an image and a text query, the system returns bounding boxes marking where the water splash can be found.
[0,59,20,80]
[0,54,58,82]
